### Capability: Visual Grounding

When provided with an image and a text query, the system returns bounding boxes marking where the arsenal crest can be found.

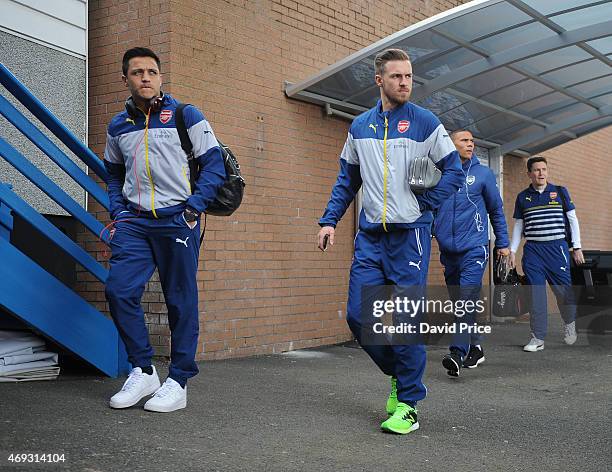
[397,120,410,133]
[160,109,173,124]
[466,175,475,185]
[550,192,557,199]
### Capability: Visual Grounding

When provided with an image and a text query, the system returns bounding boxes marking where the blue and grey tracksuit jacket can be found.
[319,100,463,232]
[102,94,225,384]
[103,94,226,219]
[434,155,509,254]
[318,99,462,406]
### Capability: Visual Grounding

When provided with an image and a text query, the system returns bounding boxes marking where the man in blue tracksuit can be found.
[510,156,584,352]
[434,130,509,377]
[317,49,462,435]
[103,47,225,412]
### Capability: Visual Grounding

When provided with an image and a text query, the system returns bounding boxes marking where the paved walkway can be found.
[1,318,610,471]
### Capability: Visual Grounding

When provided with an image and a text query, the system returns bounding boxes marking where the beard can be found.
[382,86,411,108]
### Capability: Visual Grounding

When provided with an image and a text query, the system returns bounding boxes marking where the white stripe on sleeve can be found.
[566,209,582,248]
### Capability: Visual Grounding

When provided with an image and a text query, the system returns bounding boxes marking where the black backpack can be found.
[175,103,245,216]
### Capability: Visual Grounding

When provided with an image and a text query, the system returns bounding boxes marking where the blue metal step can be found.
[0,238,128,377]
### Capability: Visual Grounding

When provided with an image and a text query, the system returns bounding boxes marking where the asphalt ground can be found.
[1,317,610,472]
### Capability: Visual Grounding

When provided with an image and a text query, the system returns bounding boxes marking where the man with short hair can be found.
[510,156,584,352]
[103,47,226,412]
[317,48,462,434]
[434,130,509,377]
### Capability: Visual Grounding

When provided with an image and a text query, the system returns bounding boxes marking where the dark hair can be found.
[450,129,473,139]
[374,49,410,75]
[527,156,547,172]
[122,47,161,76]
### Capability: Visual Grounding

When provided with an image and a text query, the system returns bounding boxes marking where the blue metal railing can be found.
[0,62,111,283]
[0,138,106,238]
[0,95,109,209]
[0,184,107,283]
[0,183,13,241]
[0,63,128,376]
[0,63,108,179]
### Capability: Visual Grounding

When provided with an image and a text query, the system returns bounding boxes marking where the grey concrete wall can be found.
[0,31,87,215]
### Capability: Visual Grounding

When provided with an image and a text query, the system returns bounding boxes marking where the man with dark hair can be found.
[434,130,509,377]
[121,47,161,76]
[510,156,584,352]
[317,48,462,434]
[104,47,226,412]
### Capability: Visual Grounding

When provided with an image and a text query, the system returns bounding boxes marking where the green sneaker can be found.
[381,402,419,435]
[385,377,398,415]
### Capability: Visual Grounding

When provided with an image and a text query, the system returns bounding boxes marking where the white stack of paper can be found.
[0,330,60,382]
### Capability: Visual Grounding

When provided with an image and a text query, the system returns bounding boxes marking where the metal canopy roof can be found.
[285,0,612,155]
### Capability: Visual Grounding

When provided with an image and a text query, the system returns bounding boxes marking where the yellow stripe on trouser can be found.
[382,116,389,232]
[143,114,158,218]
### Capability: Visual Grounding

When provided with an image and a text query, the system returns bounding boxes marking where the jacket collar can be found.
[462,155,480,170]
[527,182,555,194]
[375,99,411,120]
[125,91,174,119]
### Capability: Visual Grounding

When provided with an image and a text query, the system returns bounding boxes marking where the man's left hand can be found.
[572,248,585,265]
[182,208,200,229]
[497,247,510,258]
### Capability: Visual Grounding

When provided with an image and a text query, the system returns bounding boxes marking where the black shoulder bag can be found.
[175,103,245,217]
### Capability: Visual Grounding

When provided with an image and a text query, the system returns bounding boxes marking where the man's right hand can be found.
[509,252,516,269]
[317,226,335,251]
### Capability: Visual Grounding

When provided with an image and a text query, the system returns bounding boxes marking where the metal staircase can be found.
[0,63,128,377]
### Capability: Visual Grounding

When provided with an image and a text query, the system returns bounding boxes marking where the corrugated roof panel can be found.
[285,0,612,155]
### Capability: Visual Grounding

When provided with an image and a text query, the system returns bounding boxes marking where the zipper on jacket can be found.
[452,192,456,252]
[182,165,192,195]
[143,113,158,218]
[382,116,389,232]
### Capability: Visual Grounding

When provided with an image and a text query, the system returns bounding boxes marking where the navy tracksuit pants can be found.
[440,245,488,358]
[105,212,200,386]
[347,227,430,407]
[522,240,576,340]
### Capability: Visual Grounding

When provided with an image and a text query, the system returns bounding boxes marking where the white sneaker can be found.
[523,336,545,352]
[564,321,577,345]
[109,366,161,409]
[144,378,187,413]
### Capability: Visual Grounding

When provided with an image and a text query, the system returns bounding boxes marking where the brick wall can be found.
[85,0,469,360]
[169,0,469,359]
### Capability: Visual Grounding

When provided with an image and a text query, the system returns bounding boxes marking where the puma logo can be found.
[526,196,532,202]
[476,260,485,268]
[125,118,136,125]
[560,266,566,272]
[175,237,189,247]
[409,261,421,271]
[369,123,378,133]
